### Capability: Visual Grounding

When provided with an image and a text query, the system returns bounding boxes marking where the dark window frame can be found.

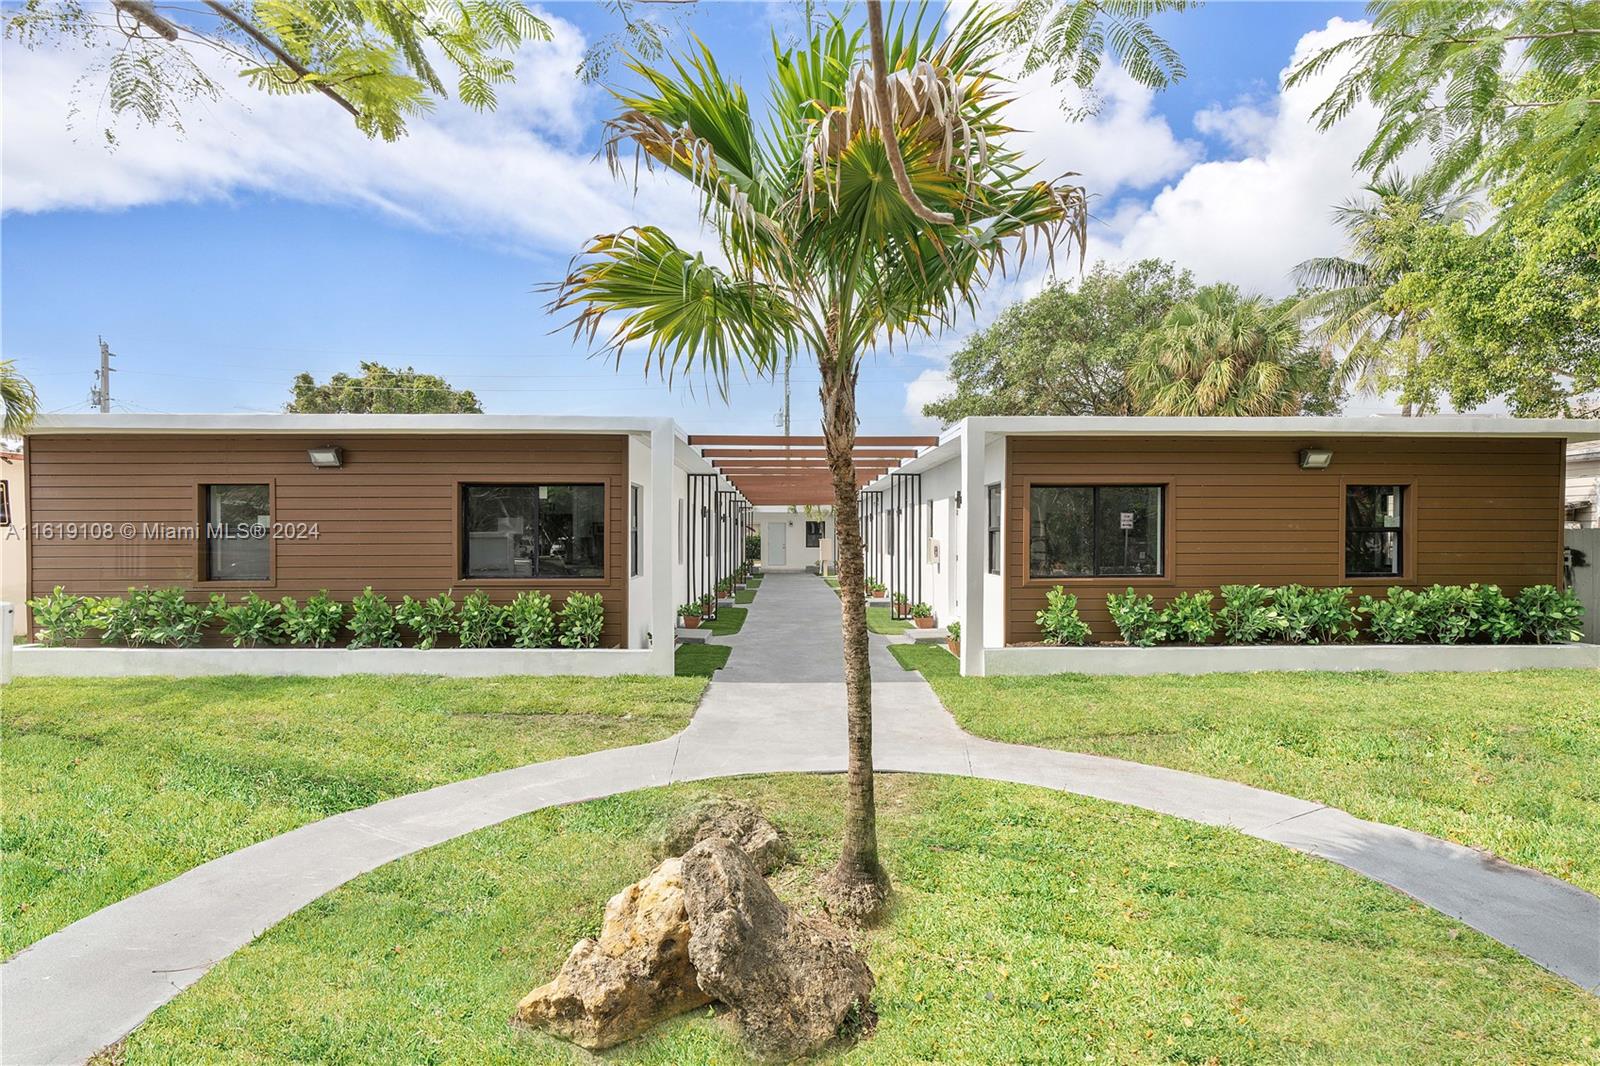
[1344,483,1407,579]
[986,483,1001,575]
[629,483,643,578]
[0,478,10,526]
[1027,483,1166,580]
[805,519,825,548]
[458,482,608,582]
[199,482,274,585]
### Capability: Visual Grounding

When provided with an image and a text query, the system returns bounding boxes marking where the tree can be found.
[922,258,1195,423]
[1,360,40,438]
[551,7,1086,917]
[1387,170,1600,416]
[1288,0,1600,218]
[1292,175,1475,415]
[285,362,482,414]
[5,0,550,143]
[1128,284,1337,416]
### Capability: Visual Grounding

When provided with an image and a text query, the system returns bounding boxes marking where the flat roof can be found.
[949,415,1600,442]
[27,414,676,435]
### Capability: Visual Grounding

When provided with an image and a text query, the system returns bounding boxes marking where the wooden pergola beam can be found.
[699,446,921,459]
[688,434,937,447]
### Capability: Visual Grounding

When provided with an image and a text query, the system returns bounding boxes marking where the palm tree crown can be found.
[1,359,39,439]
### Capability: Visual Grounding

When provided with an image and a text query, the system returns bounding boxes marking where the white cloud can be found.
[0,13,706,257]
[1096,17,1389,296]
[903,367,952,426]
[1007,64,1201,205]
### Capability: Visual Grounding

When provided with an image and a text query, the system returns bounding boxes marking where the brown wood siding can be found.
[1004,435,1566,644]
[26,433,631,647]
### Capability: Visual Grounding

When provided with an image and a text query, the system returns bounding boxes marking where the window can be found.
[986,484,1001,575]
[1029,485,1163,578]
[462,483,605,579]
[1346,485,1404,577]
[677,499,685,564]
[805,520,825,548]
[630,484,643,577]
[204,484,270,581]
[0,479,10,526]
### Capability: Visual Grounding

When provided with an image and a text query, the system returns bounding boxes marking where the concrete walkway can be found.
[4,573,1597,1064]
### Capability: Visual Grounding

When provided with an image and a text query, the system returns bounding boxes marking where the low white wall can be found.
[9,645,666,679]
[982,642,1600,677]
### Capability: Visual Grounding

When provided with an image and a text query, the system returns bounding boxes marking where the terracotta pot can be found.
[681,616,701,629]
[914,616,936,629]
[947,639,960,657]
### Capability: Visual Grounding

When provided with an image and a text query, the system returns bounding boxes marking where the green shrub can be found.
[94,594,138,646]
[745,531,761,561]
[1105,588,1166,647]
[1472,584,1522,644]
[558,592,606,649]
[213,591,284,648]
[946,620,961,643]
[135,587,214,647]
[1515,584,1584,644]
[508,590,557,648]
[1035,586,1091,645]
[456,590,510,648]
[1273,585,1356,644]
[26,587,95,647]
[1416,584,1478,644]
[396,592,457,650]
[346,587,401,649]
[280,592,344,647]
[1218,584,1276,644]
[909,601,934,619]
[1358,588,1427,643]
[1160,590,1216,644]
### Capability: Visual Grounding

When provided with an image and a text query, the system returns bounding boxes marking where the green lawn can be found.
[120,774,1600,1064]
[866,605,910,636]
[734,588,756,604]
[705,605,747,636]
[675,643,731,677]
[892,646,1600,893]
[1,675,706,957]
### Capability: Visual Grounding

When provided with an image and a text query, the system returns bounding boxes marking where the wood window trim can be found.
[1015,476,1176,588]
[1339,477,1418,586]
[453,476,615,587]
[193,478,278,590]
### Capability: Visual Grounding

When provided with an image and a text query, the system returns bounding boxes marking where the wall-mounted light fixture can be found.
[954,490,963,510]
[1298,447,1333,470]
[307,446,343,468]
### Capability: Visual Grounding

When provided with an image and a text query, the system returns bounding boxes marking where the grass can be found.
[891,645,1600,893]
[121,774,1600,1064]
[704,606,747,637]
[866,606,910,636]
[675,643,731,678]
[1,674,706,957]
[734,589,756,604]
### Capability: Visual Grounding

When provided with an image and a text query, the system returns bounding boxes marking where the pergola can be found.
[688,434,938,505]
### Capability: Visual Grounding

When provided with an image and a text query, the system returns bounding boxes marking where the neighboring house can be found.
[752,506,834,572]
[1567,441,1600,528]
[861,415,1600,674]
[22,415,744,673]
[1,451,24,631]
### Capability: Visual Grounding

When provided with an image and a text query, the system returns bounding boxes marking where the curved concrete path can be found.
[4,574,1597,1064]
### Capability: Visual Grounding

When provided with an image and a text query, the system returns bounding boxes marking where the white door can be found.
[766,522,787,567]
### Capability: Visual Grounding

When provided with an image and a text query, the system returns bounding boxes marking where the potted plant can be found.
[699,593,717,617]
[867,579,886,599]
[679,602,704,629]
[715,578,733,600]
[910,602,936,629]
[946,620,961,657]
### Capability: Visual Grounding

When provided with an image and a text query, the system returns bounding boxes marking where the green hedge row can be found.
[1034,583,1584,647]
[25,587,607,650]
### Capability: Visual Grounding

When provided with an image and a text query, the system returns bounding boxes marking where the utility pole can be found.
[89,337,114,413]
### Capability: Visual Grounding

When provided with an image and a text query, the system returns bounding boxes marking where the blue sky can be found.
[2,1,1382,432]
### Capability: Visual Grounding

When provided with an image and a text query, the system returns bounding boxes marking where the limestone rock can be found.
[655,798,789,875]
[513,857,711,1049]
[682,839,874,1061]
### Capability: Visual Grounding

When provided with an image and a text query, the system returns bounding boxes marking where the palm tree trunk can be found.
[817,357,890,920]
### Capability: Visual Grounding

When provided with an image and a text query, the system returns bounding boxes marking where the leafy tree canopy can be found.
[285,361,482,414]
[921,258,1196,422]
[5,0,550,143]
[1129,283,1340,417]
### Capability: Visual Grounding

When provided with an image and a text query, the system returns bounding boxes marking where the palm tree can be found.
[1293,175,1475,414]
[551,7,1086,916]
[1128,285,1318,416]
[1,360,39,439]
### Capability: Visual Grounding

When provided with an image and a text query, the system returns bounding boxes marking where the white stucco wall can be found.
[1568,445,1600,528]
[627,436,651,649]
[1,454,25,634]
[754,507,832,570]
[982,439,1006,650]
